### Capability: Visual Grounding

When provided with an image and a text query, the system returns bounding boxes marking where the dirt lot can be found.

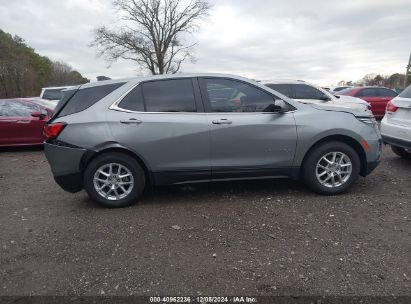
[0,145,410,296]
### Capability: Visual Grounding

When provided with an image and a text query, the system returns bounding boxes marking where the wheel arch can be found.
[80,142,154,185]
[300,135,367,177]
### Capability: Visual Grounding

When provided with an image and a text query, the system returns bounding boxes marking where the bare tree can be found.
[91,0,211,75]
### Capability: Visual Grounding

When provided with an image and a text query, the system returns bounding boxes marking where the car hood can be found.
[295,96,371,113]
[308,102,374,117]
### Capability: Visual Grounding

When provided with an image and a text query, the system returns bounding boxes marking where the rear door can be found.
[109,78,211,184]
[199,77,297,180]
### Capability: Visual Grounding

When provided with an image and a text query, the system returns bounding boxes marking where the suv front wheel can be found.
[302,141,360,195]
[84,152,145,208]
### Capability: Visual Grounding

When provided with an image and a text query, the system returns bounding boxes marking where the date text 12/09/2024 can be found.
[149,296,257,303]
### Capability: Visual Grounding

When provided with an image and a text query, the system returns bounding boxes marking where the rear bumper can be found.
[381,135,411,150]
[44,143,86,193]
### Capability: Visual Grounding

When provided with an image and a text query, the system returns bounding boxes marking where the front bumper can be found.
[364,160,380,176]
[44,143,86,193]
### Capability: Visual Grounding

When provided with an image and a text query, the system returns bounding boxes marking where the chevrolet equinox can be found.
[44,74,381,207]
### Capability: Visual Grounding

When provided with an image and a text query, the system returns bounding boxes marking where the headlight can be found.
[357,116,378,128]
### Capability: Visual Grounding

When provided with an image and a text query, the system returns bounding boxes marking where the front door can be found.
[199,77,298,180]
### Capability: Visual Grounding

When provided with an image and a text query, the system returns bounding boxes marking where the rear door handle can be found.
[120,118,142,124]
[212,119,232,125]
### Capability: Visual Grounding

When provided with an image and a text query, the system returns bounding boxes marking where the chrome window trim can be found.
[109,83,295,115]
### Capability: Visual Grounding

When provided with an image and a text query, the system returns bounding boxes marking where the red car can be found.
[337,86,398,118]
[0,99,54,147]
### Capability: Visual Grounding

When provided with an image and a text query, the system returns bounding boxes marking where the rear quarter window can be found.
[57,83,125,117]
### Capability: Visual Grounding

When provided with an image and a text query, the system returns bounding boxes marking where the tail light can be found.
[43,122,66,140]
[386,101,398,113]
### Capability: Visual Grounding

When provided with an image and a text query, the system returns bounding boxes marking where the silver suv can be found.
[44,74,382,207]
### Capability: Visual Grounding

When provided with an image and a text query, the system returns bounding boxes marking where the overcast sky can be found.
[1,0,410,85]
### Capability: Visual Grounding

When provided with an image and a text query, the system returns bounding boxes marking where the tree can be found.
[0,29,89,98]
[91,0,211,75]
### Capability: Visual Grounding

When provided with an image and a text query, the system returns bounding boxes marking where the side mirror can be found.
[264,103,285,113]
[31,111,46,120]
[319,94,332,101]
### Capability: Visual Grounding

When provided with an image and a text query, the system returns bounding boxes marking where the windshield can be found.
[399,85,411,98]
[30,99,57,110]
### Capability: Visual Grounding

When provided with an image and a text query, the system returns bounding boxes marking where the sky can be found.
[0,0,410,86]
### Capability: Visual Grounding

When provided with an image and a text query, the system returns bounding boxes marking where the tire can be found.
[302,141,360,195]
[84,152,145,208]
[391,146,411,159]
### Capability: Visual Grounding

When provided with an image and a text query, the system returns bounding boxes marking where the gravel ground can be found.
[0,145,410,296]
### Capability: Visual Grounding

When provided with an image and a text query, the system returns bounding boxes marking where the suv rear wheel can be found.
[391,146,411,159]
[303,141,360,195]
[84,152,145,208]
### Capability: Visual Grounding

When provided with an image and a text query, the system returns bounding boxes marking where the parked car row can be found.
[336,86,398,118]
[1,74,409,208]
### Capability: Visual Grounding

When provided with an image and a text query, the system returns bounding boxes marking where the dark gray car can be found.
[44,74,381,207]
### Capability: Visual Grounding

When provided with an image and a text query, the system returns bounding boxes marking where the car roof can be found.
[261,79,306,85]
[350,86,395,90]
[76,73,260,90]
[42,86,74,90]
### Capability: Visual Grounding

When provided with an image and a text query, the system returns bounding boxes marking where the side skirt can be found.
[153,167,300,186]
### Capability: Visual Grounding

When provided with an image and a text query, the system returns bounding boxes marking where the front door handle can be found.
[212,119,232,125]
[120,118,142,124]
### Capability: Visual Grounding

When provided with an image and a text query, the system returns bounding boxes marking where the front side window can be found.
[291,84,325,99]
[203,78,280,113]
[142,79,196,112]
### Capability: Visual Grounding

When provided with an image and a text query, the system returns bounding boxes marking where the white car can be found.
[40,86,73,101]
[263,80,371,113]
[381,85,411,158]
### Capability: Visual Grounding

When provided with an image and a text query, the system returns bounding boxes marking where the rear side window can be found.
[118,85,145,111]
[142,79,196,112]
[376,88,398,97]
[58,83,125,117]
[399,85,411,98]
